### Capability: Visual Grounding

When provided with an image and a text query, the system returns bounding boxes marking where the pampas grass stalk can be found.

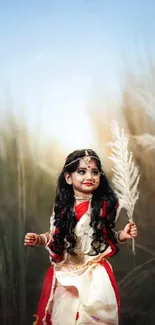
[109,121,140,255]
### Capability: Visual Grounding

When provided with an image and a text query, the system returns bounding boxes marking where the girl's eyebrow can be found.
[77,167,87,170]
[77,167,99,170]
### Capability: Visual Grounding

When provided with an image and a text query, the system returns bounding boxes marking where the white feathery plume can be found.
[109,121,140,255]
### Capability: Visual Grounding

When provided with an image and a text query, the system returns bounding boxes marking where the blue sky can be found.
[0,0,155,150]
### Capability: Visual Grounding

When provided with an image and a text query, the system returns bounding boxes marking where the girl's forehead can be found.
[78,158,98,168]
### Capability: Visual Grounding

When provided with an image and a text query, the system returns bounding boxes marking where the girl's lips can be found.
[83,182,93,186]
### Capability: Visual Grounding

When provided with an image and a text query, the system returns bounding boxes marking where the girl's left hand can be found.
[120,223,137,241]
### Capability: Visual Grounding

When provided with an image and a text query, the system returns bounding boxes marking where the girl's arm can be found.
[24,231,51,247]
[24,208,56,247]
[113,223,137,244]
[116,223,137,243]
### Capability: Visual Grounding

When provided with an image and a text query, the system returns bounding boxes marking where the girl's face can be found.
[65,158,101,196]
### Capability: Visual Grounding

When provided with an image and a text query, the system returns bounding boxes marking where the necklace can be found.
[74,194,93,201]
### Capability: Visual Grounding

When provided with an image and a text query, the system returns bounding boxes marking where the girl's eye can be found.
[92,170,99,175]
[77,169,86,175]
[77,169,99,175]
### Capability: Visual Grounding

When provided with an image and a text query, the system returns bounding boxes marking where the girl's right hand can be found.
[24,232,39,246]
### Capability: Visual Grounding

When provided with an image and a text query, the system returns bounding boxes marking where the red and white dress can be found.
[35,201,120,325]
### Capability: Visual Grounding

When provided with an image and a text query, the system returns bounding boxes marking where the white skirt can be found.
[51,261,119,325]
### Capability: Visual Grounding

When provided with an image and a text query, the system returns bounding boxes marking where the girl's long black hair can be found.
[50,149,119,260]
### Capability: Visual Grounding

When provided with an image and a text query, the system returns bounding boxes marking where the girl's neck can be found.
[74,193,93,202]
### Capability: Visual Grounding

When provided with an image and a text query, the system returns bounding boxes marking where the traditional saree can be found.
[35,201,120,325]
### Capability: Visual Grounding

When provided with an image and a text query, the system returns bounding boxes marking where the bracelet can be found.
[34,234,48,246]
[115,230,127,244]
[40,234,48,246]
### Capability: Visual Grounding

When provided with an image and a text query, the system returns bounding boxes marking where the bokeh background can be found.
[1,1,155,324]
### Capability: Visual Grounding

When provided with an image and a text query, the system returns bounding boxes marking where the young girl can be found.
[24,149,137,325]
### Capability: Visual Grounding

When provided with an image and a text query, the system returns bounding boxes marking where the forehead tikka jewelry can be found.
[83,150,91,164]
[65,150,101,168]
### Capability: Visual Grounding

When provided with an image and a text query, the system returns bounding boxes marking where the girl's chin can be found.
[80,188,93,194]
[82,185,96,192]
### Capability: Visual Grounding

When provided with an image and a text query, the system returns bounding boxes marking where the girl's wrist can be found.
[35,234,48,246]
[115,230,127,244]
[40,234,48,246]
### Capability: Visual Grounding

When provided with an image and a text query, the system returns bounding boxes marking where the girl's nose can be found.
[86,172,93,180]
